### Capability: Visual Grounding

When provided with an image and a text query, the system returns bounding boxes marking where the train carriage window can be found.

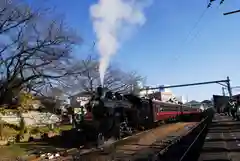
[158,105,162,112]
[160,104,177,111]
[161,104,167,111]
[154,103,162,113]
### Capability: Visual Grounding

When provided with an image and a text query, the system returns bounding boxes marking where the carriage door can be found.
[180,104,183,115]
[154,104,161,122]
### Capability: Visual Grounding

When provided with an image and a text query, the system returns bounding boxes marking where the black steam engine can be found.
[72,86,151,147]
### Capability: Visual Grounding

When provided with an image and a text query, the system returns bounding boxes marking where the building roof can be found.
[69,91,94,99]
[185,100,200,105]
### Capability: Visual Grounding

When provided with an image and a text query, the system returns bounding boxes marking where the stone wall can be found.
[0,111,61,126]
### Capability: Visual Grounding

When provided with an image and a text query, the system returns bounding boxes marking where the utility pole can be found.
[226,76,232,98]
[222,87,225,96]
[90,77,93,93]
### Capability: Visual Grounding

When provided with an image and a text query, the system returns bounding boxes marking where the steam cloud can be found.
[90,0,150,86]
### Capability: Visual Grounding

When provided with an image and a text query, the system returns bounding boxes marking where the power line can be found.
[173,0,231,61]
[173,6,209,61]
[207,0,226,7]
[178,0,229,53]
[184,7,209,45]
[189,0,225,43]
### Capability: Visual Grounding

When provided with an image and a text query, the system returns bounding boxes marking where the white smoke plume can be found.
[90,0,151,86]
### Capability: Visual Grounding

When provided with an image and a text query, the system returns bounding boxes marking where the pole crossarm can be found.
[223,9,240,15]
[141,79,229,91]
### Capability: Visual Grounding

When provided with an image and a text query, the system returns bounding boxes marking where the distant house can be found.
[32,96,69,114]
[69,91,93,107]
[141,91,174,102]
[201,100,213,108]
[233,94,240,102]
[185,100,209,111]
[185,100,202,108]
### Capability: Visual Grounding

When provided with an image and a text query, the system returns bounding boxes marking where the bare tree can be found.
[63,54,145,95]
[60,54,100,95]
[0,1,81,105]
[105,70,145,94]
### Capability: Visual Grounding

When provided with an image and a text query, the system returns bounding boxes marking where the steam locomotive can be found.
[75,86,200,146]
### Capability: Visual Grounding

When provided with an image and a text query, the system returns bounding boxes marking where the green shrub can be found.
[52,127,60,134]
[30,127,41,135]
[4,123,20,131]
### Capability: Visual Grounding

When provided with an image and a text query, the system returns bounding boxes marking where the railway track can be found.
[37,122,197,161]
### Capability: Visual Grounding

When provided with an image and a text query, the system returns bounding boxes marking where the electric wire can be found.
[173,6,209,61]
[183,7,209,45]
[174,0,227,61]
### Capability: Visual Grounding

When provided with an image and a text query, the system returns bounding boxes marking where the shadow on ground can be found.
[0,128,89,160]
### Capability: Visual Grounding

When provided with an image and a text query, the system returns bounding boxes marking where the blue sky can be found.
[24,0,240,101]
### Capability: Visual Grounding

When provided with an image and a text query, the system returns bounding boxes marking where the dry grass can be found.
[0,142,65,160]
[28,124,72,133]
[1,126,18,139]
[0,144,26,159]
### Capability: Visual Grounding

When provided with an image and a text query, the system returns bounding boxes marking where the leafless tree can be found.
[0,1,81,105]
[63,54,145,96]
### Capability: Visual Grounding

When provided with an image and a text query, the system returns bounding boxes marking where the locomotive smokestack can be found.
[96,85,104,97]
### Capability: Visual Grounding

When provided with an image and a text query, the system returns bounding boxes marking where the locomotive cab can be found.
[124,94,153,129]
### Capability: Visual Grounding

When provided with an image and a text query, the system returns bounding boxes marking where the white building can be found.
[69,92,92,107]
[139,85,186,104]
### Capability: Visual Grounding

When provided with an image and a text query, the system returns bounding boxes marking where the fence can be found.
[0,111,61,126]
